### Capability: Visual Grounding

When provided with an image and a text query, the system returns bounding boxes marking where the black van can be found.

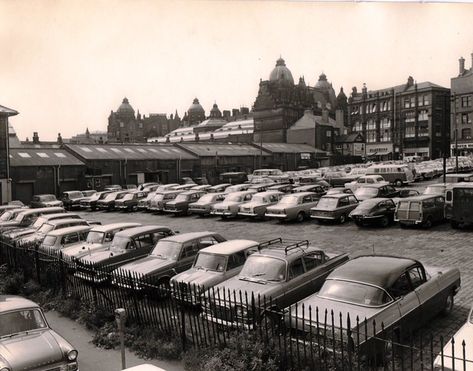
[445,183,473,228]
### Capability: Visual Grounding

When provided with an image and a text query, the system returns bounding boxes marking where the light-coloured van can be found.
[365,164,415,186]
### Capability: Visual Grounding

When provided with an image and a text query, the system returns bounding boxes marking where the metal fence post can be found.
[115,308,126,370]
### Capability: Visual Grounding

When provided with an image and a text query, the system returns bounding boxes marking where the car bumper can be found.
[394,218,422,224]
[238,211,260,217]
[188,208,209,215]
[203,313,253,330]
[265,213,288,219]
[310,214,337,220]
[211,210,235,217]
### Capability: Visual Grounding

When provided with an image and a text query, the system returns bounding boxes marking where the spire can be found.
[85,127,90,137]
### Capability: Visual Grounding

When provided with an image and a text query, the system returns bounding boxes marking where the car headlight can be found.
[67,350,78,361]
[0,367,11,371]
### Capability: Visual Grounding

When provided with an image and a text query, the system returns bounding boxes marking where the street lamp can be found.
[452,93,458,172]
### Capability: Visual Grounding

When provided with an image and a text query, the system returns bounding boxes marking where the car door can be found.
[175,240,200,272]
[407,265,438,323]
[279,257,312,308]
[388,272,421,332]
[434,196,445,222]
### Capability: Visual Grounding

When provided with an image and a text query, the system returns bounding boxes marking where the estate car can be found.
[211,190,257,219]
[188,192,226,216]
[39,225,92,252]
[395,195,445,228]
[163,190,207,216]
[30,194,63,208]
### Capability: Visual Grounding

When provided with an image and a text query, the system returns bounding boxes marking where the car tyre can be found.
[339,214,346,224]
[379,216,389,228]
[442,292,454,316]
[296,212,305,223]
[394,179,403,187]
[423,217,433,229]
[355,220,363,227]
[450,220,460,229]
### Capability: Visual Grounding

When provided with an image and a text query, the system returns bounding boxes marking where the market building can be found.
[451,54,473,156]
[348,77,450,160]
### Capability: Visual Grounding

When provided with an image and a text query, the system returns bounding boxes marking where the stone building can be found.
[107,98,180,143]
[451,54,473,156]
[252,57,347,143]
[348,77,450,160]
[0,104,18,203]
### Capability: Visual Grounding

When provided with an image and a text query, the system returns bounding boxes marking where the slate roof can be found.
[10,148,85,167]
[254,142,327,154]
[0,104,18,116]
[334,133,363,144]
[65,144,197,161]
[177,143,267,157]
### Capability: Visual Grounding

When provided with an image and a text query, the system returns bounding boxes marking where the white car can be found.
[434,305,473,370]
[344,175,388,192]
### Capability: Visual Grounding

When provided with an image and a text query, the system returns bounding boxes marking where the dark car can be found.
[445,183,473,228]
[96,191,129,211]
[354,184,400,202]
[310,194,359,224]
[267,183,294,193]
[61,191,85,210]
[323,171,358,187]
[113,231,226,288]
[202,239,349,328]
[0,295,79,371]
[349,198,397,227]
[163,190,207,216]
[76,225,175,282]
[115,191,148,212]
[30,194,63,208]
[79,190,112,211]
[219,172,248,185]
[286,255,460,354]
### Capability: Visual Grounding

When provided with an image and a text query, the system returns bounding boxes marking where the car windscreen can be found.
[196,194,215,203]
[15,212,29,222]
[163,193,177,200]
[0,309,48,337]
[86,231,105,244]
[38,223,55,234]
[174,194,190,202]
[40,195,56,202]
[122,194,134,201]
[424,186,444,195]
[355,187,379,198]
[68,192,83,199]
[279,195,299,205]
[318,280,391,307]
[0,211,13,221]
[315,197,339,210]
[104,193,117,201]
[32,217,47,229]
[115,193,127,200]
[193,252,227,272]
[150,240,181,260]
[110,236,131,252]
[239,256,286,282]
[42,235,57,246]
[250,194,267,203]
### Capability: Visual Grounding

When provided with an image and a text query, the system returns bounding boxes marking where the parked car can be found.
[79,190,112,211]
[292,184,326,197]
[39,225,92,252]
[61,222,141,260]
[219,172,248,185]
[0,295,79,371]
[202,239,349,328]
[30,194,63,208]
[207,183,231,193]
[434,304,473,370]
[310,194,359,224]
[286,255,460,354]
[137,191,158,211]
[0,204,25,216]
[345,175,389,192]
[391,188,421,205]
[61,191,85,210]
[423,183,447,196]
[445,183,473,228]
[81,190,97,197]
[326,187,353,195]
[247,183,272,193]
[445,173,473,183]
[163,190,207,216]
[395,195,445,228]
[105,184,122,191]
[354,184,400,202]
[0,208,30,226]
[17,218,91,247]
[155,183,179,192]
[3,212,82,241]
[267,183,294,194]
[190,184,212,192]
[172,184,195,191]
[96,191,129,211]
[76,225,175,282]
[211,190,257,219]
[188,192,226,216]
[113,232,226,288]
[0,207,65,233]
[265,192,320,222]
[323,171,358,187]
[349,198,397,227]
[148,190,182,212]
[115,190,148,212]
[238,191,283,219]
[170,239,262,304]
[224,184,251,193]
[365,164,415,186]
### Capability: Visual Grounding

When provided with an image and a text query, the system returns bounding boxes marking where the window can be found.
[227,251,246,270]
[404,98,410,108]
[97,148,108,153]
[389,273,412,298]
[54,153,66,158]
[348,195,358,204]
[338,197,349,207]
[303,252,325,271]
[36,152,49,158]
[288,258,305,279]
[380,118,391,129]
[405,125,416,138]
[407,266,425,289]
[367,131,376,143]
[198,236,220,248]
[61,233,79,246]
[462,128,472,140]
[80,147,92,153]
[461,114,472,125]
[302,195,313,203]
[120,122,125,128]
[18,153,31,158]
[181,243,199,258]
[135,234,154,248]
[353,121,363,132]
[367,119,376,130]
[326,131,331,137]
[418,110,428,121]
[405,111,415,123]
[461,95,472,108]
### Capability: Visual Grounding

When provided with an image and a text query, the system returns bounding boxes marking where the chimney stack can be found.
[32,132,39,144]
[459,57,465,75]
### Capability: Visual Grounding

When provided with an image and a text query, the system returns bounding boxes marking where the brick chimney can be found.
[459,57,465,75]
[32,132,39,144]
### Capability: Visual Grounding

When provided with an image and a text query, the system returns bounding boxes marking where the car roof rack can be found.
[257,238,282,251]
[257,238,310,255]
[284,240,309,255]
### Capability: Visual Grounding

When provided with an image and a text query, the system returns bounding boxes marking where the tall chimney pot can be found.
[459,57,465,75]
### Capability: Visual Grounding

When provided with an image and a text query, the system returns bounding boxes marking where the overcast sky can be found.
[1,1,473,140]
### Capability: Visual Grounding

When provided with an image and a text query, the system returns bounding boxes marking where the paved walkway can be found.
[45,310,185,371]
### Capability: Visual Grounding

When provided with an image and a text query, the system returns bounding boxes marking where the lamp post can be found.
[452,93,459,172]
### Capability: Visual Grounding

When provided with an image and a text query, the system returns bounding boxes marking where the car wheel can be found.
[451,220,460,229]
[423,217,433,229]
[339,214,346,224]
[355,220,363,227]
[399,223,407,229]
[442,292,454,316]
[296,212,305,223]
[380,216,389,228]
[394,179,403,187]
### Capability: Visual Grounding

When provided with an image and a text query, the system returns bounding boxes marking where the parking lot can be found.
[76,198,473,344]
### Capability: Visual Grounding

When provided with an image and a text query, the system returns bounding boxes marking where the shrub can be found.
[2,272,24,295]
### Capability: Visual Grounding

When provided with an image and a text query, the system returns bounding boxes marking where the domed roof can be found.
[315,73,331,89]
[210,103,222,118]
[117,97,135,115]
[188,98,205,114]
[269,57,294,85]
